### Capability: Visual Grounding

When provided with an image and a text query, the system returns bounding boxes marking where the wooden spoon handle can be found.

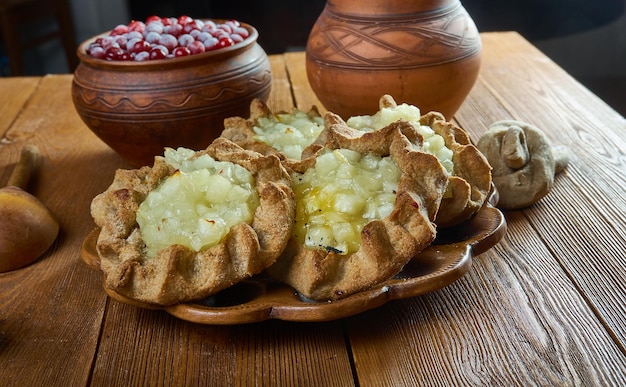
[7,144,40,190]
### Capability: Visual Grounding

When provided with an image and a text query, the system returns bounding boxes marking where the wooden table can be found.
[1,32,625,386]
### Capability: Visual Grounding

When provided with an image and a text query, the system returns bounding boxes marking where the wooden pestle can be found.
[0,145,59,272]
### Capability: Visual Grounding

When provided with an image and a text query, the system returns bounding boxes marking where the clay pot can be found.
[72,21,272,167]
[306,0,481,119]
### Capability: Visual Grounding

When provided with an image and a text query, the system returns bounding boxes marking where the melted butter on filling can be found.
[292,148,400,255]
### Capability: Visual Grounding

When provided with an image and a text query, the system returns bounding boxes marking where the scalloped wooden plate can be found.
[81,200,505,324]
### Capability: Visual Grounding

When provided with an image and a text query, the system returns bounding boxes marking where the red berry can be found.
[99,36,116,49]
[126,37,140,51]
[149,45,168,60]
[127,31,143,40]
[144,31,161,44]
[134,51,150,61]
[87,16,247,61]
[195,31,210,41]
[111,24,128,36]
[173,46,191,57]
[145,15,162,24]
[203,36,219,51]
[113,35,127,48]
[219,37,234,48]
[145,21,164,34]
[119,51,133,61]
[203,20,217,31]
[178,15,193,25]
[211,29,229,40]
[105,46,125,60]
[187,40,206,54]
[178,33,194,47]
[88,45,106,59]
[183,19,203,34]
[233,27,249,39]
[230,33,244,44]
[158,34,178,51]
[128,20,145,32]
[189,29,202,39]
[130,40,150,53]
[164,23,183,37]
[225,20,240,28]
[217,24,233,34]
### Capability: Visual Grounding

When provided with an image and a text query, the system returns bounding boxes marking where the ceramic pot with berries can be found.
[72,17,272,167]
[306,0,481,119]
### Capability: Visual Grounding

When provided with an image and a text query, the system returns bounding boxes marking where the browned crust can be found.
[220,98,323,169]
[220,99,282,157]
[267,120,449,301]
[90,138,295,305]
[419,112,492,227]
[368,95,492,227]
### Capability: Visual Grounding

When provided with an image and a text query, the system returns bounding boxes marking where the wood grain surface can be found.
[0,32,625,386]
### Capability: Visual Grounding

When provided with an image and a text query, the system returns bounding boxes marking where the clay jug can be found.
[305,0,481,119]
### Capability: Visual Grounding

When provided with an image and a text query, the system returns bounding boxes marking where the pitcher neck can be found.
[325,0,459,15]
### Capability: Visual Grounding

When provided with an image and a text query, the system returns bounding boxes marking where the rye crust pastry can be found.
[220,99,286,157]
[220,98,326,170]
[419,111,492,227]
[344,95,492,227]
[267,120,449,301]
[90,138,295,305]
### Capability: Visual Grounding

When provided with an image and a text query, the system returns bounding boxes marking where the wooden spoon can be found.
[0,145,59,272]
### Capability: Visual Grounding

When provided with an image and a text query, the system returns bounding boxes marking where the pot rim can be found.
[76,19,259,71]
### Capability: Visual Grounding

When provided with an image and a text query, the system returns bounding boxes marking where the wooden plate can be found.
[81,200,506,324]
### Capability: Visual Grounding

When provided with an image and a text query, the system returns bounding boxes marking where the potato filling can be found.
[253,110,324,160]
[347,103,454,174]
[292,148,400,255]
[137,148,259,257]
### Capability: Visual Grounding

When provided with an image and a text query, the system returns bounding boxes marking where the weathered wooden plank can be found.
[91,303,354,386]
[347,212,626,386]
[342,32,626,385]
[0,74,118,387]
[0,77,39,138]
[283,51,325,112]
[457,32,626,350]
[2,33,625,387]
[266,54,296,111]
